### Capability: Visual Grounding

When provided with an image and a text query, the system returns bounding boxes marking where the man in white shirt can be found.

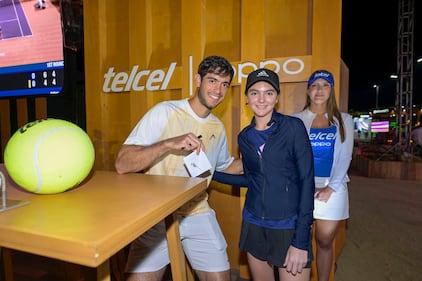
[115,55,241,281]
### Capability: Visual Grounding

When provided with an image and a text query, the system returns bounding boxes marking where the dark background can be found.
[342,0,422,111]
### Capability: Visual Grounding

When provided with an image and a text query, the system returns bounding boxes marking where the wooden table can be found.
[0,167,207,281]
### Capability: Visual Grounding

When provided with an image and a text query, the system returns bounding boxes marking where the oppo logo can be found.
[102,56,306,93]
[235,58,305,84]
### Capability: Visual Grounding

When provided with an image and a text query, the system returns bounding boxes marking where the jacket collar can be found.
[249,110,283,128]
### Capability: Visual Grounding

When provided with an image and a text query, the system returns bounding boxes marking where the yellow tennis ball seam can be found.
[33,126,91,193]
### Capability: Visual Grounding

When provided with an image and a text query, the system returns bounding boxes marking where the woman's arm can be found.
[328,113,354,191]
[291,119,315,251]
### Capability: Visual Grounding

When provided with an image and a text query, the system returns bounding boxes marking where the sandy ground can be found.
[335,175,422,281]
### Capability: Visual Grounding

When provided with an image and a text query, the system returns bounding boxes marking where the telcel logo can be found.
[103,63,176,93]
[309,132,336,141]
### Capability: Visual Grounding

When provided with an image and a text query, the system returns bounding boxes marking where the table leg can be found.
[96,259,111,281]
[165,214,187,281]
[1,247,14,281]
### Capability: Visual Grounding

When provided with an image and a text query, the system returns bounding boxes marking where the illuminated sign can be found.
[373,109,390,114]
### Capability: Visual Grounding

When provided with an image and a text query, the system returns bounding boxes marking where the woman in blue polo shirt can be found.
[293,70,354,281]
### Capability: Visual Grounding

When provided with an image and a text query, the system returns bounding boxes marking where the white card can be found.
[183,150,212,177]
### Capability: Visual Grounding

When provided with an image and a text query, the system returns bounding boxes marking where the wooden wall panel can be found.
[85,0,337,173]
[266,0,311,57]
[312,0,343,105]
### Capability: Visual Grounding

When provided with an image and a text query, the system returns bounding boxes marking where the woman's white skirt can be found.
[314,177,349,220]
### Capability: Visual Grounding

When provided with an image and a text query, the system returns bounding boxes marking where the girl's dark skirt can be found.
[239,220,313,268]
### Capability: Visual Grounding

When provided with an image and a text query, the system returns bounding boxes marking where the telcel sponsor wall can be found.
[90,0,349,279]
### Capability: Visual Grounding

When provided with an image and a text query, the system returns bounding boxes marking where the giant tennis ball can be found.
[4,118,95,194]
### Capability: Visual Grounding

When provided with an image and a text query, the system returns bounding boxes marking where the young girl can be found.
[214,68,315,281]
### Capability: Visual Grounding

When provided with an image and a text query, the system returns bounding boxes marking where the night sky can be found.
[342,0,422,111]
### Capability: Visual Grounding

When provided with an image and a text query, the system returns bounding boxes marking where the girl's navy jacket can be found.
[213,110,315,251]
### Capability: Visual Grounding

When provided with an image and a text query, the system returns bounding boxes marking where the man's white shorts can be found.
[125,209,229,273]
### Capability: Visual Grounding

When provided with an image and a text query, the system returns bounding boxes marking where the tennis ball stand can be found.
[0,171,30,213]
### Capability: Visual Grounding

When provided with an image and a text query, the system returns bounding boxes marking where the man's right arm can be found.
[114,142,169,174]
[115,133,204,174]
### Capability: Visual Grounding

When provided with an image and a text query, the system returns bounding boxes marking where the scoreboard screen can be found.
[0,61,64,98]
[0,0,64,98]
